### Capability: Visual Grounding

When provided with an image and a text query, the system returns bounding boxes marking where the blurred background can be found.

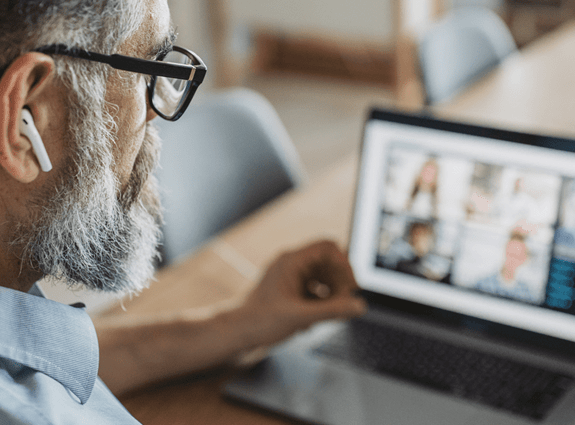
[168,0,572,178]
[40,0,575,312]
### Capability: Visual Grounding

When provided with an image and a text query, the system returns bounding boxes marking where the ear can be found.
[0,53,55,183]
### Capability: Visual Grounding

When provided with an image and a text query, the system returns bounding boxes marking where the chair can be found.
[417,7,517,105]
[155,88,306,265]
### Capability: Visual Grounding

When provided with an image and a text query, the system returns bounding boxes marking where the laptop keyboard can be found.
[313,318,574,421]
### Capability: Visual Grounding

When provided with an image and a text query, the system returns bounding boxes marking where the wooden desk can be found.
[113,21,575,425]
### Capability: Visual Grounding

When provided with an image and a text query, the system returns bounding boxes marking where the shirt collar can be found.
[0,284,99,404]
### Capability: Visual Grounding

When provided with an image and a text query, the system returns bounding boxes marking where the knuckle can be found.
[276,252,292,265]
[318,240,343,260]
[309,240,338,256]
[318,239,338,250]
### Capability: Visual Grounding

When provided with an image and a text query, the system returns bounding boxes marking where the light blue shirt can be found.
[475,272,536,304]
[0,284,140,424]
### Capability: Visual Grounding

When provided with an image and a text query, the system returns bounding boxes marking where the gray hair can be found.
[0,0,146,179]
[0,1,144,70]
[1,1,164,294]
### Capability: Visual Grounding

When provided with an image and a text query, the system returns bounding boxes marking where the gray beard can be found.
[11,120,163,295]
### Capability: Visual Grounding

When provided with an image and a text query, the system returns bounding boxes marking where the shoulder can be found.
[514,279,536,303]
[475,273,499,290]
[0,366,53,425]
[0,361,140,425]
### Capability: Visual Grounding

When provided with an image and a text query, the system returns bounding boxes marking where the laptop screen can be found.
[349,109,575,342]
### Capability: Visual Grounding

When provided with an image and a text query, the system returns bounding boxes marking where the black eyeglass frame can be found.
[35,44,207,121]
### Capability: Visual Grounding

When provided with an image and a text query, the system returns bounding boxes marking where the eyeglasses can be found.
[35,44,207,121]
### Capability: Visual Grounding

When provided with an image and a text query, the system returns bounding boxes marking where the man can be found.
[0,1,366,423]
[395,221,438,279]
[475,231,537,303]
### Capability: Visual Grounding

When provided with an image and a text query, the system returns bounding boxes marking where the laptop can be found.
[223,108,575,425]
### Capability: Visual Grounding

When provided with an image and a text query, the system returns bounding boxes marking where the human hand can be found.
[240,240,367,348]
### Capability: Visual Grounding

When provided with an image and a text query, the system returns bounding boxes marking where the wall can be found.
[168,0,504,46]
[167,0,215,88]
[227,0,396,42]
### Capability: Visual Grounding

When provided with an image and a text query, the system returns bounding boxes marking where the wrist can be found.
[177,295,267,365]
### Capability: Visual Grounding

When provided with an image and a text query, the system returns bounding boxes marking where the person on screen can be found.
[391,221,450,281]
[474,232,536,303]
[0,2,366,423]
[405,158,439,218]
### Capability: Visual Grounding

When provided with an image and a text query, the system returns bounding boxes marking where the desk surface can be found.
[435,21,575,137]
[114,21,575,424]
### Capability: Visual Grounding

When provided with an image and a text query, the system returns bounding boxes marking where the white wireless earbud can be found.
[19,108,52,173]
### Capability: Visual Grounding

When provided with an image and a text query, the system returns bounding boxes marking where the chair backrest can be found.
[156,88,306,265]
[418,7,517,104]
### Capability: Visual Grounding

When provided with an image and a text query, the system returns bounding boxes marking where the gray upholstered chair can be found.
[418,7,517,105]
[155,88,306,265]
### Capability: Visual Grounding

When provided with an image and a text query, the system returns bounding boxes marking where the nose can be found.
[145,93,159,122]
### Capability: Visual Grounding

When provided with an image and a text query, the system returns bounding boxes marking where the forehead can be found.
[411,225,432,236]
[121,0,173,57]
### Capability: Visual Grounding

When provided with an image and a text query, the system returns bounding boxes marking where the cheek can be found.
[112,79,149,186]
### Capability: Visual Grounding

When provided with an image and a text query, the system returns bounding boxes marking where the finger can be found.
[305,280,332,299]
[290,240,359,296]
[299,296,367,323]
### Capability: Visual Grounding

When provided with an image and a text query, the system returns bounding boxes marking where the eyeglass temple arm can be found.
[36,44,206,82]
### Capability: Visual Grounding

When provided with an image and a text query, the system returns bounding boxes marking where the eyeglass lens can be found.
[151,50,194,118]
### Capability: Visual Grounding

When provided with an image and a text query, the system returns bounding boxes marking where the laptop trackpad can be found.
[224,346,483,425]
